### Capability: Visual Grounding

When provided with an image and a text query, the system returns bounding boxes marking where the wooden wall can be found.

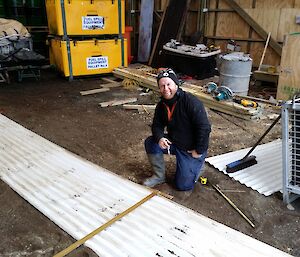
[277,34,300,100]
[192,0,300,67]
[125,0,300,66]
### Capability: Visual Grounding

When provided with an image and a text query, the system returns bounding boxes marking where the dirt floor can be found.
[0,69,300,257]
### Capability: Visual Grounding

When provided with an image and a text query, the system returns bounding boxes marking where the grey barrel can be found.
[218,52,252,96]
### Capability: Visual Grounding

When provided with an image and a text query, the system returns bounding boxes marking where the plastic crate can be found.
[49,37,127,77]
[45,0,125,36]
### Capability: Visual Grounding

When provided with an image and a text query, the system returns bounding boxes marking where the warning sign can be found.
[86,56,108,70]
[82,16,104,30]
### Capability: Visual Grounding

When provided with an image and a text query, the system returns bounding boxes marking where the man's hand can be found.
[159,137,172,149]
[188,150,202,159]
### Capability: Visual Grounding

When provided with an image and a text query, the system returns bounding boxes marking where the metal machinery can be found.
[282,96,300,203]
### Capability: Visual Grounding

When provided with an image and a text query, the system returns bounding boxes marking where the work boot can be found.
[143,154,166,187]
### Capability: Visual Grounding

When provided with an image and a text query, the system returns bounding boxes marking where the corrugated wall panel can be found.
[206,139,283,196]
[0,115,291,257]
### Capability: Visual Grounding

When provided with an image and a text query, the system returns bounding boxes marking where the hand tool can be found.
[258,32,271,71]
[205,83,233,101]
[214,86,233,101]
[199,176,207,185]
[226,114,281,173]
[234,98,258,108]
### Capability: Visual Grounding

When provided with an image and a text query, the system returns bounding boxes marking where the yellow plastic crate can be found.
[49,38,127,77]
[45,0,125,36]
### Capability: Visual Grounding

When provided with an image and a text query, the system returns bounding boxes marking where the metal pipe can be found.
[60,0,73,81]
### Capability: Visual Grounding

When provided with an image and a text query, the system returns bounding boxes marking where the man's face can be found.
[158,77,178,100]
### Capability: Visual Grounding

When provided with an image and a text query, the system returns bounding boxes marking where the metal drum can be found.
[218,52,252,96]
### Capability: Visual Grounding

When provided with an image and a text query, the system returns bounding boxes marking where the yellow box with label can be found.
[49,38,127,77]
[45,0,125,36]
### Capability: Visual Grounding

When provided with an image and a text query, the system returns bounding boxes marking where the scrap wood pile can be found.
[113,66,262,120]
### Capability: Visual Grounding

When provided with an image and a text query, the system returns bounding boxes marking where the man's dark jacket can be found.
[152,88,211,154]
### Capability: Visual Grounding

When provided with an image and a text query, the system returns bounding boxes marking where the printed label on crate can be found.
[82,16,104,30]
[86,56,108,69]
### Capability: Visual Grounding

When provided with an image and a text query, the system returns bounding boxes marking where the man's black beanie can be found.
[157,68,180,86]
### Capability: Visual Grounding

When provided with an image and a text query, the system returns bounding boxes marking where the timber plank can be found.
[123,104,156,112]
[101,77,118,83]
[101,82,122,88]
[99,97,138,107]
[113,67,261,119]
[80,88,110,96]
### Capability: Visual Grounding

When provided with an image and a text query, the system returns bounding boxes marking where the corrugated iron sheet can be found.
[206,139,282,196]
[0,115,291,257]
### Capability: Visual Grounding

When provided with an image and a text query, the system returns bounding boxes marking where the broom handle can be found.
[243,114,281,159]
[258,32,271,71]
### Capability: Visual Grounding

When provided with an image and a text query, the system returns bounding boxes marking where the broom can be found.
[226,114,281,173]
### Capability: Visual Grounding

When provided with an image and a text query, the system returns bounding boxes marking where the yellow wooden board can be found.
[276,34,300,100]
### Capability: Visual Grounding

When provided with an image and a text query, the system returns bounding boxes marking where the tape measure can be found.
[199,176,207,185]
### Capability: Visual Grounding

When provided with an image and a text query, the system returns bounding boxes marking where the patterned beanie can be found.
[157,68,180,86]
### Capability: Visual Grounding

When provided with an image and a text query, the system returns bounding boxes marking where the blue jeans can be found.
[145,136,207,191]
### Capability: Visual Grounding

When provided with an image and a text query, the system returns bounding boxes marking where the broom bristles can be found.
[226,155,257,173]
